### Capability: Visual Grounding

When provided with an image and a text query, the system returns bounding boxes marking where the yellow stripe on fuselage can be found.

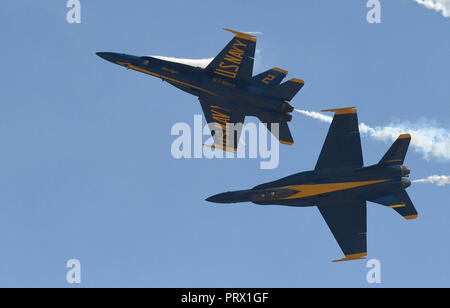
[117,62,218,97]
[279,179,388,200]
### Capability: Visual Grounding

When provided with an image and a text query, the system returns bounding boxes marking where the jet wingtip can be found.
[280,140,294,146]
[404,214,418,220]
[398,133,411,140]
[223,28,257,42]
[321,107,357,115]
[332,252,367,262]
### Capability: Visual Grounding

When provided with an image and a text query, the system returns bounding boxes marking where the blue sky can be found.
[0,1,449,287]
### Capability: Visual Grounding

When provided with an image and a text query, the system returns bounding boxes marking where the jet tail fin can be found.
[263,78,304,102]
[251,67,287,90]
[369,190,418,220]
[379,134,411,165]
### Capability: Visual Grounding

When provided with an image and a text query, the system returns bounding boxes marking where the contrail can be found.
[413,175,450,186]
[150,31,263,70]
[413,0,450,17]
[244,31,264,36]
[151,56,213,68]
[295,109,333,124]
[295,109,450,161]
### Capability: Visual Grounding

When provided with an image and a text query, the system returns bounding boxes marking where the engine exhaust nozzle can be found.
[401,165,411,176]
[401,177,411,189]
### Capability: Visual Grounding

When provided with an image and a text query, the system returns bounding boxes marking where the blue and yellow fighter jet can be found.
[206,107,418,262]
[97,29,305,152]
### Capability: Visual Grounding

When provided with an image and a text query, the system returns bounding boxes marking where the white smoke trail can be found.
[244,31,264,36]
[413,0,450,17]
[151,31,263,70]
[295,109,450,161]
[295,109,333,123]
[413,175,450,186]
[151,56,213,68]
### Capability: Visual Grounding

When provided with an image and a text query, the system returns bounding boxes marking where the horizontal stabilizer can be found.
[251,67,287,90]
[264,121,294,145]
[379,134,411,165]
[263,78,304,102]
[258,112,294,145]
[333,253,367,262]
[369,190,418,220]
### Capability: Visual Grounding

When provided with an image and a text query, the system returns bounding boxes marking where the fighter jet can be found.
[206,107,418,262]
[97,29,304,152]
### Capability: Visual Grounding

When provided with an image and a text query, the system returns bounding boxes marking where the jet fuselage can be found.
[206,163,411,207]
[96,52,293,122]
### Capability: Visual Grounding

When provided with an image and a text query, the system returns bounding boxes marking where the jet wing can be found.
[204,29,256,84]
[315,107,363,170]
[199,96,245,152]
[318,198,367,262]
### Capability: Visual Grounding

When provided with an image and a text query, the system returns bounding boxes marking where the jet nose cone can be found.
[206,190,254,204]
[205,192,233,204]
[206,192,235,203]
[205,195,218,203]
[96,52,119,63]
